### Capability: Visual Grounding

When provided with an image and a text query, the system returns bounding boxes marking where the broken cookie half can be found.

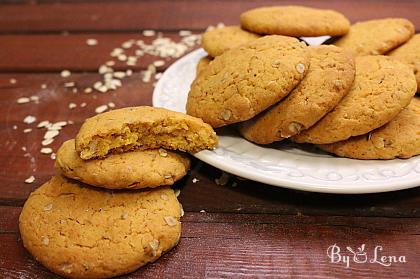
[75,106,218,160]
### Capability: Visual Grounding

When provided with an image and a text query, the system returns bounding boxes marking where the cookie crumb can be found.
[23,128,32,133]
[86,38,98,46]
[25,176,35,184]
[41,84,47,89]
[68,103,77,109]
[50,153,56,160]
[200,209,206,213]
[9,78,17,84]
[84,87,93,93]
[108,102,115,108]
[296,63,305,74]
[192,178,199,183]
[163,216,177,226]
[174,189,180,197]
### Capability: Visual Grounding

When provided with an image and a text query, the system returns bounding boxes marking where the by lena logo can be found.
[327,244,406,268]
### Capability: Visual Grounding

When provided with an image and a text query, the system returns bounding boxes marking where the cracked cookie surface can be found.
[293,55,417,144]
[239,45,355,144]
[56,139,190,189]
[19,176,182,279]
[75,106,218,160]
[334,18,414,56]
[240,6,350,37]
[319,98,420,159]
[202,26,260,57]
[186,35,310,128]
[388,34,420,93]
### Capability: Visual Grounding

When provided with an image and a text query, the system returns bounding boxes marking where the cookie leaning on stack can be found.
[239,45,355,144]
[20,106,218,278]
[190,5,419,160]
[187,35,310,127]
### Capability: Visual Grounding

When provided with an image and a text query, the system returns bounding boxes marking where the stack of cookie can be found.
[188,5,419,160]
[19,106,218,278]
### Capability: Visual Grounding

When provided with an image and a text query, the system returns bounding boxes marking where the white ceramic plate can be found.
[153,45,420,194]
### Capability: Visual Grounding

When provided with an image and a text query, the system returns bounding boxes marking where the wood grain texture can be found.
[1,208,419,278]
[0,0,419,33]
[1,73,420,218]
[0,33,198,72]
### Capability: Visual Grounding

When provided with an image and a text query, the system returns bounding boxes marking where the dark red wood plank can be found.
[0,33,199,72]
[0,74,420,217]
[0,0,419,32]
[0,210,419,278]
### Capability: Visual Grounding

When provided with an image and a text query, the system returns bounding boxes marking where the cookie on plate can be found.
[240,6,350,37]
[388,34,420,93]
[19,176,182,279]
[319,98,420,159]
[56,139,190,189]
[202,26,260,57]
[293,55,417,144]
[239,45,355,144]
[186,35,310,128]
[334,18,414,56]
[75,106,218,160]
[196,56,212,75]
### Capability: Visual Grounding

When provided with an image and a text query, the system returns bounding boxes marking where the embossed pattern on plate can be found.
[153,47,420,194]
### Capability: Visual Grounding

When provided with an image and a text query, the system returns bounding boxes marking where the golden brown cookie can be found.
[196,56,212,75]
[19,176,182,279]
[388,34,420,93]
[202,26,260,57]
[239,45,355,144]
[293,55,417,144]
[75,106,218,160]
[319,98,420,159]
[186,35,310,128]
[56,139,190,189]
[240,6,350,37]
[334,18,414,56]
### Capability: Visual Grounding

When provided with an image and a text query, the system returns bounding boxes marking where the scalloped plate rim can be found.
[153,48,420,194]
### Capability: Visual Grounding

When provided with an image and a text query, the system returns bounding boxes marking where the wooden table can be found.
[0,1,419,278]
